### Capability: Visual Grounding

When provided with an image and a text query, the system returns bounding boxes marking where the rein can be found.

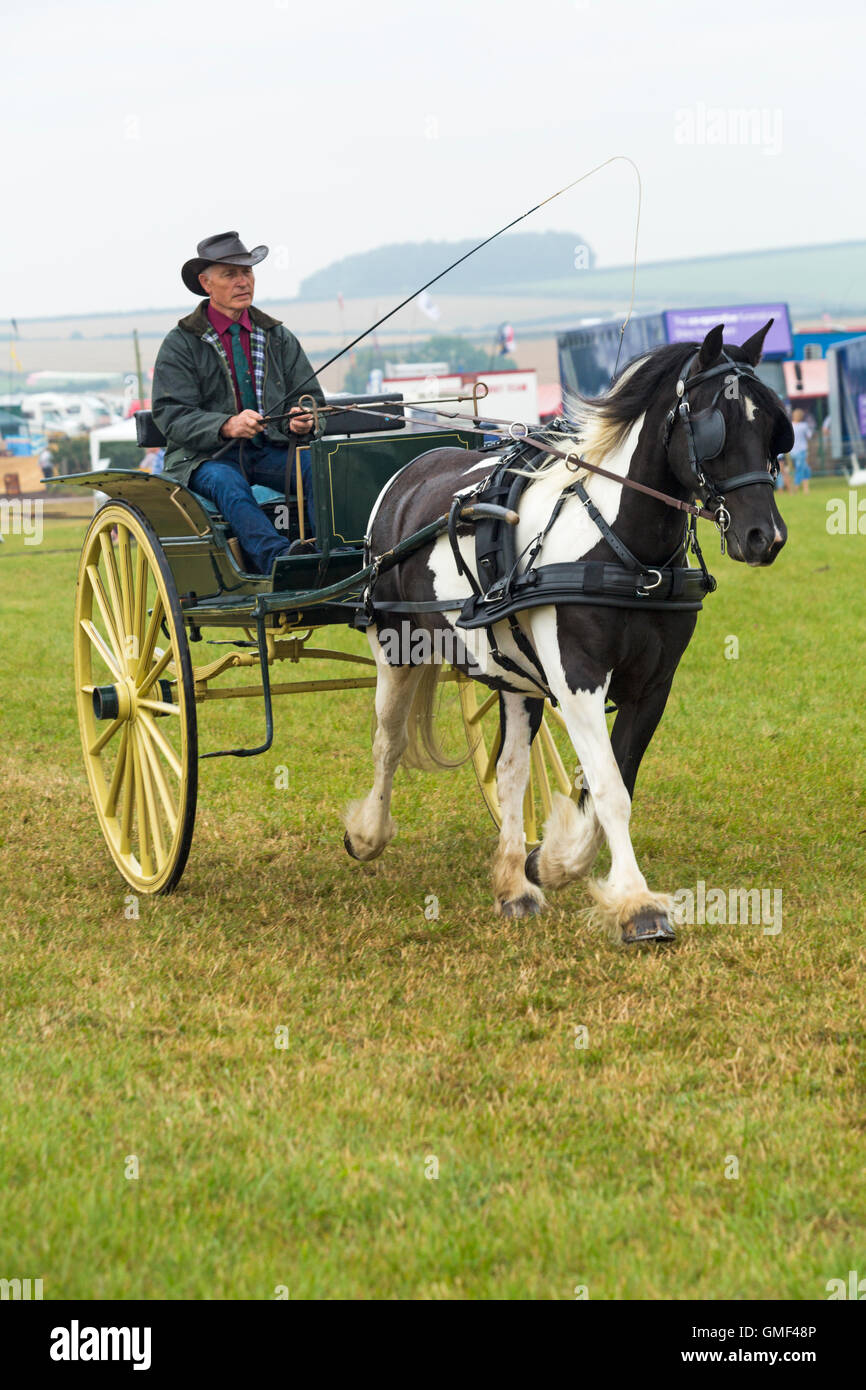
[289,392,723,525]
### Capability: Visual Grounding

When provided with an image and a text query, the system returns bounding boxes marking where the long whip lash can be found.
[270,155,643,417]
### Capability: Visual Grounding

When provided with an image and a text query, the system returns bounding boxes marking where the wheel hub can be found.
[92,678,173,722]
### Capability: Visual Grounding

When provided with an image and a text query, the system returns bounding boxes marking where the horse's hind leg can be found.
[343,633,425,863]
[526,785,604,891]
[492,692,546,919]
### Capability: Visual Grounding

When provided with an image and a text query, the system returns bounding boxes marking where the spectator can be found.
[140,447,165,475]
[790,408,813,493]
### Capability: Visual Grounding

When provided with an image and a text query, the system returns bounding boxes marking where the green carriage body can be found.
[60,427,486,628]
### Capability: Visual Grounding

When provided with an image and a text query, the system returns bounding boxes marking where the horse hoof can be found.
[500,893,542,920]
[525,847,542,887]
[343,830,361,861]
[621,908,676,945]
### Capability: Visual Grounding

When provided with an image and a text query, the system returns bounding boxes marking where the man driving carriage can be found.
[151,231,326,575]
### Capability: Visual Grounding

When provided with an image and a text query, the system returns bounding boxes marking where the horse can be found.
[343,322,791,945]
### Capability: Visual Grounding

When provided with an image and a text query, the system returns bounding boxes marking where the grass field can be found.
[1,479,864,1300]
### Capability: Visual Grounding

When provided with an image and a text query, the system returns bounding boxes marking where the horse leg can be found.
[525,785,604,892]
[609,680,675,798]
[492,692,547,918]
[532,671,674,944]
[527,676,675,893]
[343,632,425,862]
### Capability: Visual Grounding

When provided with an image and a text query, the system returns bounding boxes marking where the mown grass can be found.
[0,480,864,1300]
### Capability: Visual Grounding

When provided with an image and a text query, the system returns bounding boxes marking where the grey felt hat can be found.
[181,231,268,295]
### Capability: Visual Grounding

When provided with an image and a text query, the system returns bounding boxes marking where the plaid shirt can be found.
[201,313,267,414]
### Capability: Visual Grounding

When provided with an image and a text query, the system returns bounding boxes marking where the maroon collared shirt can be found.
[206,303,256,409]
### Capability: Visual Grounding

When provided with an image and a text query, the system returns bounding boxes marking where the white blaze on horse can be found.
[344,323,791,945]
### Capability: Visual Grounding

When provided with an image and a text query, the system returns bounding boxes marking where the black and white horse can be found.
[344,323,789,944]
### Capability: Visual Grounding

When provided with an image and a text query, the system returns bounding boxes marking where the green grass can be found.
[1,481,864,1300]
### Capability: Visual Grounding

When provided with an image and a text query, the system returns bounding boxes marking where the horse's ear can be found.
[740,318,773,366]
[697,324,725,370]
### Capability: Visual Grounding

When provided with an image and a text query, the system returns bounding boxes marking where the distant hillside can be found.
[298,236,866,319]
[297,231,595,299]
[479,239,866,319]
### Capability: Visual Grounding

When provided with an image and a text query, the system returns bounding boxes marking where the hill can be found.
[297,230,595,299]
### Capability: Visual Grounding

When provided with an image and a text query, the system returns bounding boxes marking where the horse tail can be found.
[401,664,470,771]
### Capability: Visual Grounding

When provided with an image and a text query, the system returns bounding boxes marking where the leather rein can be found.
[296,350,782,542]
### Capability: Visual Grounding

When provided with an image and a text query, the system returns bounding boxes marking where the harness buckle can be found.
[636,568,663,597]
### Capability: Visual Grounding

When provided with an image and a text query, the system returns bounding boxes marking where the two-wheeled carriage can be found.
[60,396,580,894]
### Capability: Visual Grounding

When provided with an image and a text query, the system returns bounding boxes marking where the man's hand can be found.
[220,409,264,440]
[288,404,315,435]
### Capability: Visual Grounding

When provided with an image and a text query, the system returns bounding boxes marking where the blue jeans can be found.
[191,442,314,574]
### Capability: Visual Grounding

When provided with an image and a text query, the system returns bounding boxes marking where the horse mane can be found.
[556,339,787,475]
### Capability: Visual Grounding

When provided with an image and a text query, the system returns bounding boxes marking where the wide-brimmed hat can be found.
[181,231,268,296]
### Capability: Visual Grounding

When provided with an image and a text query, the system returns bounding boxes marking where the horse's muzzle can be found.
[729,520,788,566]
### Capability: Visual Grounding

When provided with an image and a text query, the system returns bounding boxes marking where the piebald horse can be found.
[344,324,789,944]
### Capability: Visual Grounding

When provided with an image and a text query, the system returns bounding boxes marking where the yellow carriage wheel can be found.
[74,501,198,894]
[456,672,583,848]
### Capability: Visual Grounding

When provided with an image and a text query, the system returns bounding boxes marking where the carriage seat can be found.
[188,483,285,514]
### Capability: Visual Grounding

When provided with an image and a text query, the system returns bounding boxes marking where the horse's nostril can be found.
[747,527,772,556]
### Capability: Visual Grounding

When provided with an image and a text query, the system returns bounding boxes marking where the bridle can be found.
[663,350,792,553]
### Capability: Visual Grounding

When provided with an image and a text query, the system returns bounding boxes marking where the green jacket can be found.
[151,301,326,488]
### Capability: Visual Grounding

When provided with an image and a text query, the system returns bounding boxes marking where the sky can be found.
[6,0,864,319]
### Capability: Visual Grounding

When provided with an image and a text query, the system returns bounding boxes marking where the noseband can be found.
[663,350,792,552]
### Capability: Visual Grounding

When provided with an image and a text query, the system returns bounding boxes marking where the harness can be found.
[663,349,793,552]
[360,351,790,699]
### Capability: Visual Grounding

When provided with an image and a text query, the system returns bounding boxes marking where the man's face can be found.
[199,263,255,317]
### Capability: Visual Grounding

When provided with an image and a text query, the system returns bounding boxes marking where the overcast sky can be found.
[6,0,864,319]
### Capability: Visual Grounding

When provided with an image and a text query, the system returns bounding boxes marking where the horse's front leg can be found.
[492,691,546,918]
[343,631,425,863]
[531,641,674,945]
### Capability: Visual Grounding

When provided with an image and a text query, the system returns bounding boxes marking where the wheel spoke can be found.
[137,644,174,697]
[135,728,166,868]
[138,697,180,716]
[538,719,575,795]
[547,704,570,734]
[531,737,553,820]
[85,564,125,669]
[482,725,502,785]
[465,688,498,725]
[138,721,178,832]
[104,725,129,817]
[132,540,147,660]
[98,531,128,656]
[80,619,123,682]
[138,595,165,677]
[131,731,153,878]
[138,710,183,779]
[119,732,135,854]
[116,525,136,658]
[89,715,124,757]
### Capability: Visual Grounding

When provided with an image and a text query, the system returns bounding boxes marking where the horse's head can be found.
[665,322,790,565]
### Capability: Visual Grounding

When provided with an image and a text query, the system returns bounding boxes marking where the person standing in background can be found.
[789,408,813,493]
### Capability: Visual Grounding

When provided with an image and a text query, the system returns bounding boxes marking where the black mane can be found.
[576,339,785,428]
